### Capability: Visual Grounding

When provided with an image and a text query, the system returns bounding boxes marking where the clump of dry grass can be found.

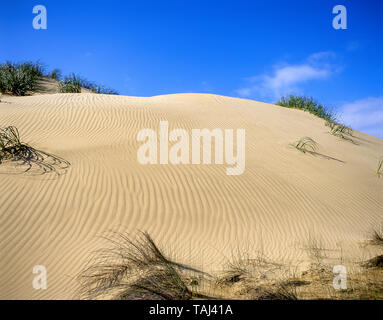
[325,120,354,142]
[251,284,298,300]
[291,137,318,154]
[0,126,70,175]
[369,228,383,246]
[77,231,383,300]
[77,231,206,300]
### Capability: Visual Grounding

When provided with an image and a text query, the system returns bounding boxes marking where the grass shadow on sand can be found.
[0,126,70,176]
[291,137,345,163]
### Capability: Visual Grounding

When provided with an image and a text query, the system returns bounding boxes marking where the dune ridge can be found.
[0,93,382,299]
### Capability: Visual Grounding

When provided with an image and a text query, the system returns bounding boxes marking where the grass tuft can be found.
[77,231,198,300]
[58,73,118,95]
[377,159,383,178]
[0,126,70,175]
[370,229,383,245]
[326,120,354,141]
[253,284,298,300]
[292,137,318,154]
[59,73,82,93]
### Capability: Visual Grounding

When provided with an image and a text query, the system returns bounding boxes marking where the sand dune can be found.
[0,93,382,299]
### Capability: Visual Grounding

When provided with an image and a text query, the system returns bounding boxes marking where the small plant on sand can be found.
[0,126,70,174]
[326,120,353,141]
[77,231,204,300]
[291,137,318,154]
[59,73,82,93]
[377,159,383,178]
[0,62,38,96]
[276,96,336,121]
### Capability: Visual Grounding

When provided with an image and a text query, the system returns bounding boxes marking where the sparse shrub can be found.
[0,62,38,95]
[59,73,82,93]
[276,96,336,121]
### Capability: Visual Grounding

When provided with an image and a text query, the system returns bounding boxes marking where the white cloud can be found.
[236,52,336,101]
[339,97,383,138]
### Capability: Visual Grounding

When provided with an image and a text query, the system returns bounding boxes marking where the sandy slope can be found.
[0,93,382,299]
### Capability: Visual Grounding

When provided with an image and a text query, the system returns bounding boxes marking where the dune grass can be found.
[276,95,336,121]
[0,62,39,96]
[370,228,383,245]
[326,120,354,142]
[1,60,118,95]
[291,137,318,154]
[277,95,355,143]
[58,73,119,95]
[78,230,383,300]
[377,159,383,178]
[22,60,45,77]
[59,73,82,93]
[0,126,70,175]
[77,231,200,300]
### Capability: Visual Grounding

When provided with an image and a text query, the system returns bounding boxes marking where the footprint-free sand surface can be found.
[0,93,382,299]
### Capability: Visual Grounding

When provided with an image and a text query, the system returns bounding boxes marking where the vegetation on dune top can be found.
[276,95,336,121]
[277,95,355,143]
[0,61,39,96]
[59,73,82,93]
[0,60,118,96]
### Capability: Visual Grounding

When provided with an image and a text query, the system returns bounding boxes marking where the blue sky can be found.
[1,0,382,137]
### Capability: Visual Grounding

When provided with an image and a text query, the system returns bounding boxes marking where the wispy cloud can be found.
[236,52,338,101]
[339,97,383,139]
